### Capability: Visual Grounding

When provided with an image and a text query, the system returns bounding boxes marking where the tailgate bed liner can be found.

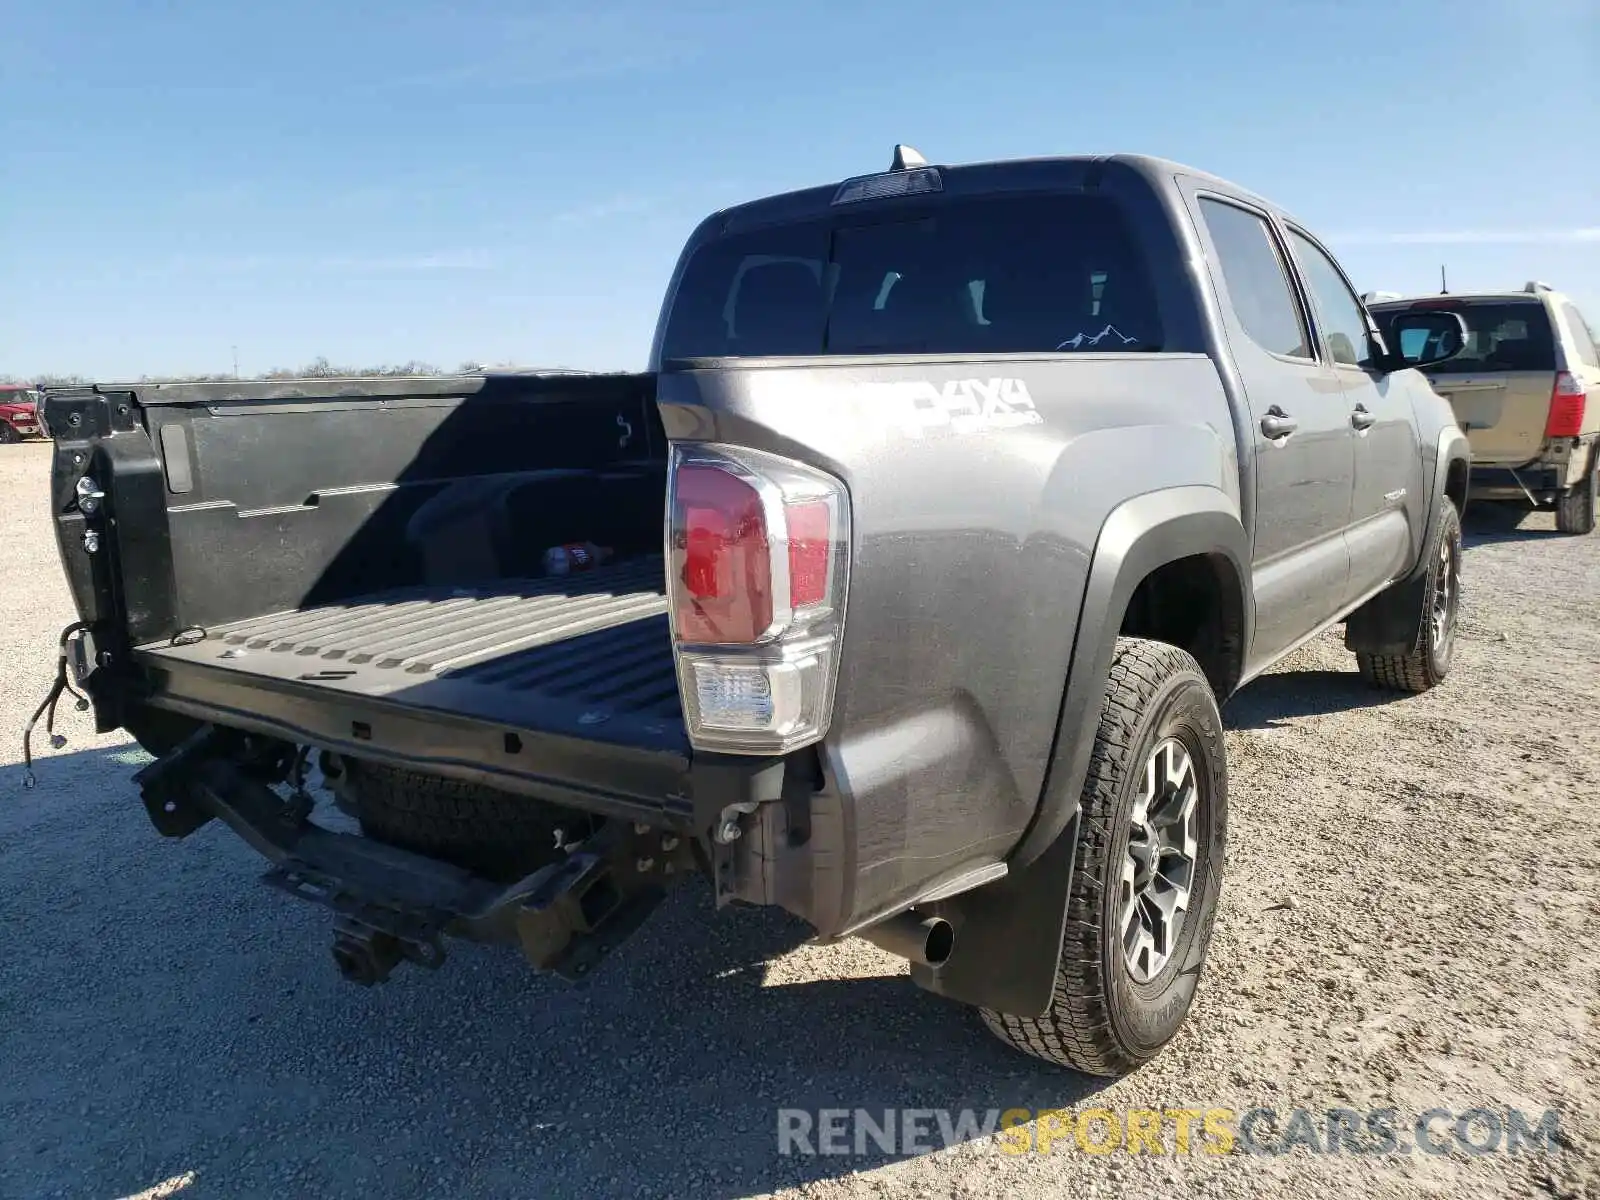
[132,559,693,806]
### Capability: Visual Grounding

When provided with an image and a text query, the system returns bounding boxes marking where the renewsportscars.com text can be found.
[776,1106,1565,1158]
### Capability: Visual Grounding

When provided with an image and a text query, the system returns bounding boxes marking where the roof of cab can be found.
[705,151,1300,235]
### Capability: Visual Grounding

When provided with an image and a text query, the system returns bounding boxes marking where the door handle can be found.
[1260,407,1298,439]
[1351,404,1376,431]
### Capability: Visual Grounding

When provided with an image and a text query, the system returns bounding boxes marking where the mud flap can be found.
[908,812,1080,1018]
[1344,570,1429,657]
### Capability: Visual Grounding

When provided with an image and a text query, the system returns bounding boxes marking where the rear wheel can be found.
[1555,455,1597,535]
[1356,499,1462,692]
[980,638,1227,1076]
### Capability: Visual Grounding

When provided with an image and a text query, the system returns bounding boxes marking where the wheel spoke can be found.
[1121,735,1206,984]
[1431,538,1458,649]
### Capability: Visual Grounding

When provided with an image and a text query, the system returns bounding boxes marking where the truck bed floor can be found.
[134,557,685,752]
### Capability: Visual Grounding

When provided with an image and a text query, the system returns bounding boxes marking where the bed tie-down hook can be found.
[21,621,92,790]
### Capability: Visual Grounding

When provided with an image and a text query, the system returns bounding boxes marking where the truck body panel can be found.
[654,352,1238,927]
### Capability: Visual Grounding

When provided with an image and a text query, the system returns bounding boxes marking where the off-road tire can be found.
[0,423,19,444]
[341,761,580,882]
[1357,499,1462,692]
[980,637,1227,1077]
[1555,455,1597,535]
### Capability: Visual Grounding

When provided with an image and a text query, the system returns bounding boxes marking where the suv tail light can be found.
[1546,371,1588,439]
[666,443,850,754]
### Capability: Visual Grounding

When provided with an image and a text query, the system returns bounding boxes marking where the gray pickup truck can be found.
[40,148,1471,1077]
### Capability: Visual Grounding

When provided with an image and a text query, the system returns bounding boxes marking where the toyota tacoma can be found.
[38,148,1472,1076]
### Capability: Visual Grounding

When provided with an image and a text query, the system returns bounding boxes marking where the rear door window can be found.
[1375,301,1556,374]
[1196,198,1314,360]
[659,194,1163,359]
[1561,303,1600,369]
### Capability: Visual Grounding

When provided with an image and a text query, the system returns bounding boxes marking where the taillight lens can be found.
[666,444,850,754]
[1546,371,1588,439]
[784,501,832,608]
[674,464,774,644]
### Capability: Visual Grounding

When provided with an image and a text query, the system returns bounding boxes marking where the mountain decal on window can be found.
[1057,325,1140,350]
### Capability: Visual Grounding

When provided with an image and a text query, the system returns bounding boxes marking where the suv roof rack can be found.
[1524,280,1555,293]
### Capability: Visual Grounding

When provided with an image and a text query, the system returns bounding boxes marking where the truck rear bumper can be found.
[132,651,700,824]
[136,727,691,984]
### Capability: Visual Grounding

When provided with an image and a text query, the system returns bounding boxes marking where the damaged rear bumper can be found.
[135,727,692,985]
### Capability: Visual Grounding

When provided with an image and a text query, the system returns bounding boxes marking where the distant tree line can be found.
[1,358,481,388]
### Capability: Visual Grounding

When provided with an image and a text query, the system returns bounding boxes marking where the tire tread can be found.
[1356,499,1461,694]
[1555,462,1597,535]
[347,763,569,881]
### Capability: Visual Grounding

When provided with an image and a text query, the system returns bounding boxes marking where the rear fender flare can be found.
[910,486,1249,1017]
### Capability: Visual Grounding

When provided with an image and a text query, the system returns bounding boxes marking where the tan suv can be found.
[1369,283,1600,534]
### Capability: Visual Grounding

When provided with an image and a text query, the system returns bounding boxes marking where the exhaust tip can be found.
[857,912,956,968]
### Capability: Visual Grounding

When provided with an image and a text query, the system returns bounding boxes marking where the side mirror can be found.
[1379,309,1469,373]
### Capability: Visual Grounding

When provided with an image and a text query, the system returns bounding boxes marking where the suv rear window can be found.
[660,194,1162,359]
[1374,300,1556,374]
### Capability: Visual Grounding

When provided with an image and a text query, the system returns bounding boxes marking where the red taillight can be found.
[667,444,851,754]
[785,500,832,609]
[674,463,774,645]
[1546,371,1588,439]
[670,457,843,645]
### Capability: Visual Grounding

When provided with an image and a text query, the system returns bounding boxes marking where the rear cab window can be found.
[659,194,1164,360]
[1371,300,1557,375]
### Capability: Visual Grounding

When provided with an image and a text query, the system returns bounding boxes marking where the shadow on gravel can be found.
[1460,500,1561,547]
[2,744,1111,1200]
[1223,668,1397,730]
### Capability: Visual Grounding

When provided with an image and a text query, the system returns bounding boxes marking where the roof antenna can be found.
[890,144,927,171]
[1439,264,1449,294]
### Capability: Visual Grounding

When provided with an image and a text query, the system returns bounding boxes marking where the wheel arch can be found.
[1016,485,1250,870]
[908,486,1249,1017]
[1418,426,1471,575]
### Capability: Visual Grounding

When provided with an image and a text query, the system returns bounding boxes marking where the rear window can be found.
[1375,301,1556,374]
[660,194,1163,359]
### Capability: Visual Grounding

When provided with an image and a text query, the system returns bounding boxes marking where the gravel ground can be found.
[1,438,1596,1200]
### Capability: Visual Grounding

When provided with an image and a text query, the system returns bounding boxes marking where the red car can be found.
[0,384,43,443]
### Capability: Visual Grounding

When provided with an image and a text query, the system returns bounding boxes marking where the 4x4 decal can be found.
[860,377,1045,438]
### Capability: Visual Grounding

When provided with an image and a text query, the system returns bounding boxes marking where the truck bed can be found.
[134,557,687,757]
